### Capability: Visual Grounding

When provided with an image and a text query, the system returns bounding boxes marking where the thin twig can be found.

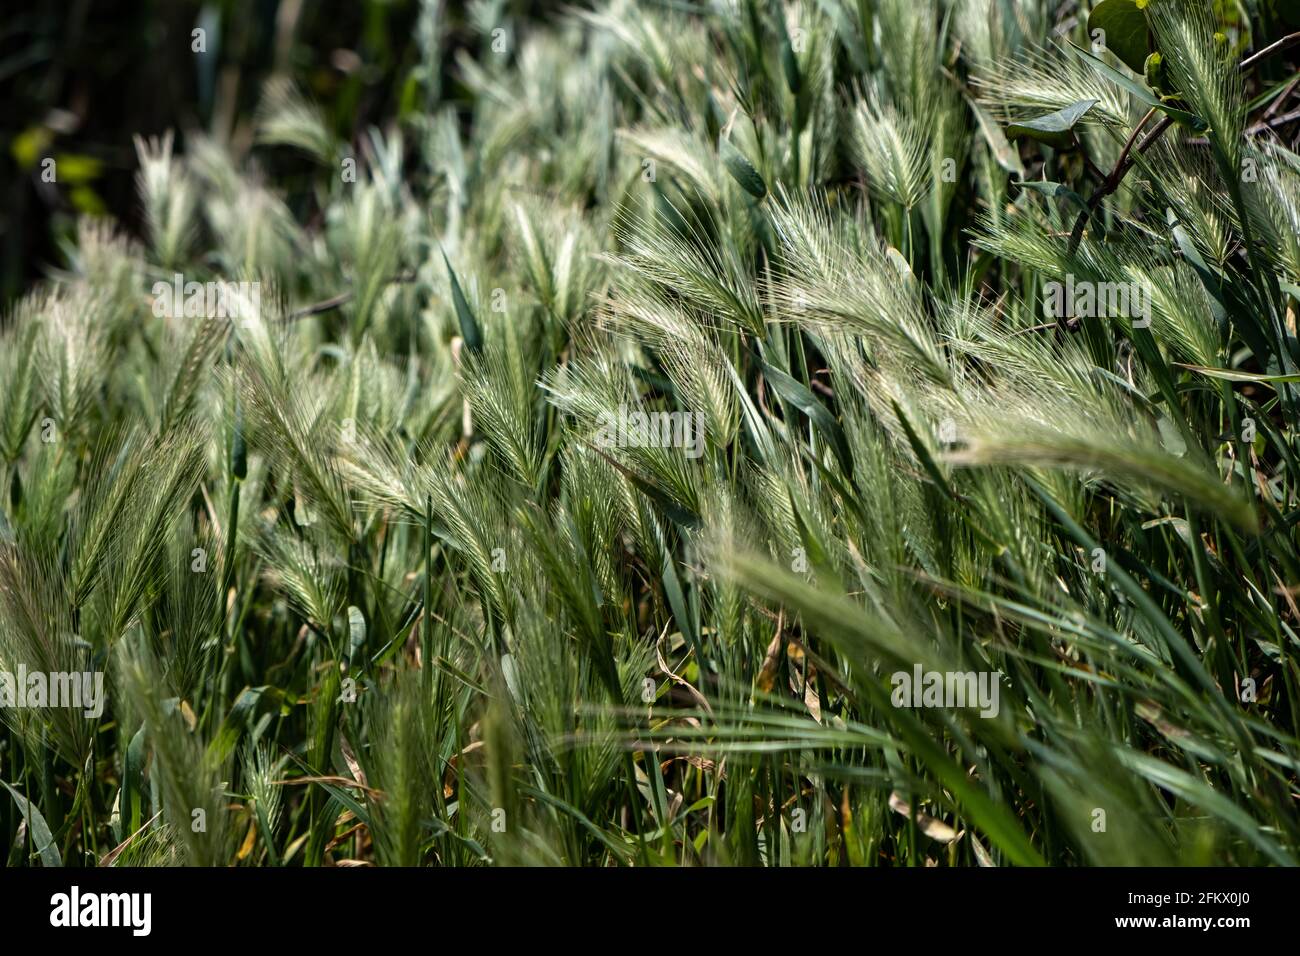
[1247,107,1300,136]
[286,271,419,321]
[1239,31,1300,72]
[1066,107,1159,255]
[1264,73,1300,119]
[288,290,353,320]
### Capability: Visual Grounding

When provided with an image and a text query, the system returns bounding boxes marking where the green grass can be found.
[3,0,1300,867]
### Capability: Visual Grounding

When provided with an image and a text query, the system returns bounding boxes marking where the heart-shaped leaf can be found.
[1007,99,1098,149]
[1088,0,1152,74]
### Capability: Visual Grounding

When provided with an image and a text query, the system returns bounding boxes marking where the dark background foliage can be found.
[1,0,569,306]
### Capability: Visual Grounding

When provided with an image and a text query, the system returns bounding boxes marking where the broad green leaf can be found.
[123,725,147,839]
[774,12,801,94]
[720,136,767,199]
[1088,0,1152,73]
[763,361,853,475]
[347,605,366,666]
[442,250,483,353]
[1007,99,1098,149]
[3,781,61,867]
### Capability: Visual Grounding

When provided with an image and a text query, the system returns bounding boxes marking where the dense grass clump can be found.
[4,0,1300,867]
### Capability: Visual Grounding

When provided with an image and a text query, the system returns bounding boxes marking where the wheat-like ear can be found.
[609,202,765,336]
[767,192,951,384]
[186,133,244,199]
[357,668,440,866]
[0,542,93,764]
[617,126,724,206]
[543,349,707,521]
[462,340,544,489]
[233,329,356,541]
[952,0,1047,70]
[0,299,43,464]
[240,741,284,848]
[328,183,411,340]
[254,524,345,634]
[1242,140,1300,282]
[973,197,1101,293]
[509,198,602,327]
[577,0,709,104]
[158,314,229,436]
[204,180,303,279]
[118,637,233,866]
[942,325,1255,529]
[255,77,336,163]
[973,47,1131,130]
[412,456,522,621]
[848,84,931,210]
[66,428,154,611]
[134,132,197,269]
[1139,142,1238,267]
[96,426,208,645]
[36,284,112,434]
[875,0,943,112]
[1147,0,1245,166]
[149,525,223,700]
[604,282,739,448]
